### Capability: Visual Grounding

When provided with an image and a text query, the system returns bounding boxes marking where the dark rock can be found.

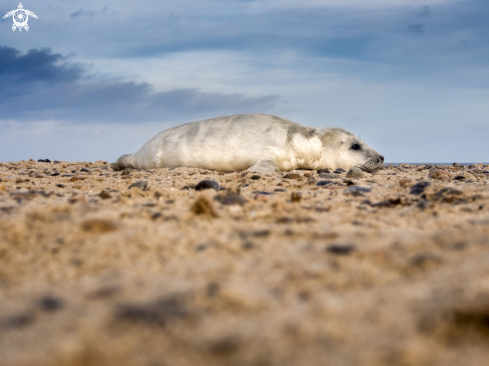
[410,181,431,195]
[54,160,61,164]
[316,180,333,187]
[56,184,65,188]
[242,241,255,250]
[273,188,287,192]
[333,168,346,174]
[326,244,356,255]
[250,175,261,180]
[454,175,466,181]
[195,180,220,191]
[319,173,340,179]
[343,179,356,186]
[252,230,271,237]
[115,296,187,328]
[128,181,148,191]
[343,186,371,196]
[252,191,273,195]
[62,174,73,177]
[36,296,64,312]
[37,159,51,163]
[0,313,35,330]
[50,172,60,176]
[317,169,330,174]
[151,212,163,220]
[80,168,91,173]
[181,184,196,190]
[283,173,301,179]
[214,190,246,206]
[99,190,112,199]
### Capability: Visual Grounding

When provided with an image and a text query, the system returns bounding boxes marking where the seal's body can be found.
[112,113,384,173]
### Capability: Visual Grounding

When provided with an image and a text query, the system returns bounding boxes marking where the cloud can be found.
[0,46,279,123]
[408,24,424,34]
[70,9,96,18]
[417,5,431,18]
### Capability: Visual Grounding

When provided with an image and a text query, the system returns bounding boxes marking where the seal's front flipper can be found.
[247,159,278,174]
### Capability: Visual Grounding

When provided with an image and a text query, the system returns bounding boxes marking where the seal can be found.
[112,113,384,173]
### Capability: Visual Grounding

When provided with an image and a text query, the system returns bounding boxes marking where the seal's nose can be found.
[379,155,384,163]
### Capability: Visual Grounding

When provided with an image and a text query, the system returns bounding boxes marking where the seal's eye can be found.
[350,144,361,151]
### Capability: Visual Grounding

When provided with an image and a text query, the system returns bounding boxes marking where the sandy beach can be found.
[0,160,488,366]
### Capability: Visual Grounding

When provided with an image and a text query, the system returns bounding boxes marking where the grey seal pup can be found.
[112,113,384,173]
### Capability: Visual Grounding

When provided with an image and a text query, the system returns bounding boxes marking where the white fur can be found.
[113,113,383,173]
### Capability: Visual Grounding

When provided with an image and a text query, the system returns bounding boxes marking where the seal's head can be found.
[321,128,384,173]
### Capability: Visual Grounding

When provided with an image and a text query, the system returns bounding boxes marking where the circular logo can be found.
[13,9,28,28]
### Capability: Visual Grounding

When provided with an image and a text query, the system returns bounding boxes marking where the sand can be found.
[0,160,488,366]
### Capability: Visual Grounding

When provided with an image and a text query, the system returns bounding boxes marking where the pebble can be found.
[128,181,149,191]
[274,188,287,192]
[428,169,451,181]
[346,167,363,178]
[195,180,220,191]
[317,169,330,174]
[454,175,466,181]
[318,173,340,179]
[343,186,371,196]
[283,173,301,179]
[333,168,346,174]
[191,196,218,216]
[37,159,51,163]
[214,191,246,206]
[399,178,412,187]
[80,168,91,173]
[15,178,24,184]
[326,244,356,255]
[36,296,64,312]
[316,180,333,186]
[50,172,60,176]
[410,182,430,195]
[99,190,112,199]
[250,175,261,180]
[121,169,132,176]
[291,192,302,202]
[28,171,39,177]
[54,160,61,164]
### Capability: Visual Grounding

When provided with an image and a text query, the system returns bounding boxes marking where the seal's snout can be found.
[378,155,384,163]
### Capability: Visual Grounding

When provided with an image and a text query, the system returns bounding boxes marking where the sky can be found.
[0,0,488,163]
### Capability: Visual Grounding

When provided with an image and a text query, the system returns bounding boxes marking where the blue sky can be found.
[1,0,488,163]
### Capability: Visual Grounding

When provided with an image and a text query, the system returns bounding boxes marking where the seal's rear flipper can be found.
[247,159,278,174]
[111,154,134,171]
